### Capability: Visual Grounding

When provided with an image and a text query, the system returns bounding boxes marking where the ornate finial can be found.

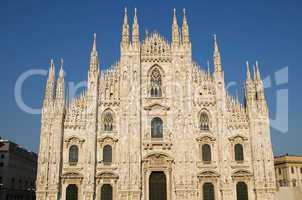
[121,7,129,47]
[132,8,139,46]
[255,60,261,81]
[246,61,251,81]
[172,8,179,46]
[49,59,55,73]
[214,34,218,52]
[123,7,128,24]
[92,33,97,52]
[60,58,64,69]
[182,8,189,45]
[59,58,64,77]
[133,7,138,23]
[213,34,222,73]
[47,58,55,82]
[253,65,256,80]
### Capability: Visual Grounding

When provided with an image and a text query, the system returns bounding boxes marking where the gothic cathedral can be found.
[36,8,276,200]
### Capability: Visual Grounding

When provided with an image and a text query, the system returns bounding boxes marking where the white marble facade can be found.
[36,8,276,200]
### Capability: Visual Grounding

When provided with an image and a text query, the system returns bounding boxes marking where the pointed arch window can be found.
[203,182,215,200]
[151,117,163,139]
[103,110,114,132]
[69,145,78,165]
[236,182,248,200]
[235,144,244,161]
[200,112,210,131]
[202,144,212,162]
[103,145,112,165]
[150,67,162,97]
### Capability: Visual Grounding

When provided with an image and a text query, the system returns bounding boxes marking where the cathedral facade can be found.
[36,8,276,200]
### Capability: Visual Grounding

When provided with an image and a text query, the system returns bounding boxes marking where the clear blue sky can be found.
[0,0,301,155]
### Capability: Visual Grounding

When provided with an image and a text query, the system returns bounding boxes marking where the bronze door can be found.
[149,172,167,200]
[101,184,113,200]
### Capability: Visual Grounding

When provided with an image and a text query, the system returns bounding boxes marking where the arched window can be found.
[202,144,212,162]
[69,145,78,165]
[203,183,215,200]
[103,145,112,165]
[150,67,162,97]
[101,184,113,200]
[235,144,244,161]
[66,184,78,200]
[151,117,163,139]
[200,112,210,131]
[236,182,248,200]
[103,110,113,132]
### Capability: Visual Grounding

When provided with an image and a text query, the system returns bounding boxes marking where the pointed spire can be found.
[59,58,64,78]
[92,33,97,55]
[207,60,211,73]
[89,33,99,73]
[253,65,256,81]
[48,59,55,80]
[255,61,261,81]
[56,58,65,102]
[172,8,180,46]
[207,60,211,80]
[213,34,222,72]
[181,8,190,45]
[121,7,129,47]
[44,59,56,105]
[246,61,252,81]
[132,8,140,47]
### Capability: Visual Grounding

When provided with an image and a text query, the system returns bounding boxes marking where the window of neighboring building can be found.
[234,144,244,161]
[11,178,15,189]
[293,179,297,187]
[0,162,3,167]
[300,167,302,174]
[291,167,294,174]
[0,154,4,159]
[19,179,22,189]
[278,168,281,175]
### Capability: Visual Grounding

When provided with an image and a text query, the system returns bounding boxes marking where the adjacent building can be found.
[36,8,276,200]
[0,137,37,200]
[275,154,302,200]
